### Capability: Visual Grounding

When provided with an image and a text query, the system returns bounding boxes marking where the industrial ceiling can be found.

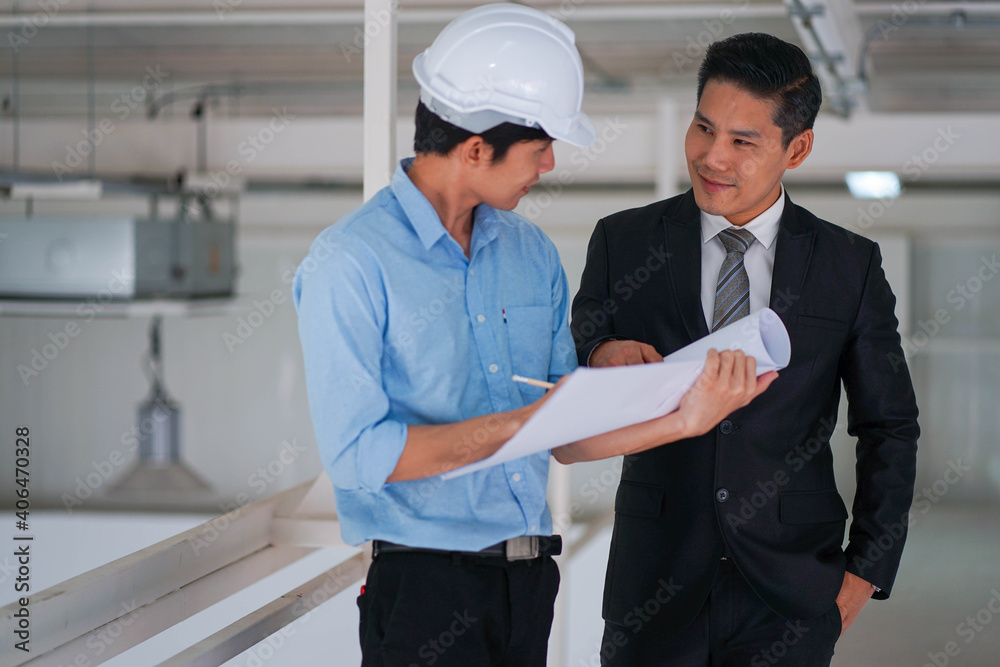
[3,0,1000,118]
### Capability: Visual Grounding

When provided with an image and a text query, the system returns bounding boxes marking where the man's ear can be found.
[785,129,813,170]
[457,135,494,168]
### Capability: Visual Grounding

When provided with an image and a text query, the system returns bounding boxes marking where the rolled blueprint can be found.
[664,307,790,372]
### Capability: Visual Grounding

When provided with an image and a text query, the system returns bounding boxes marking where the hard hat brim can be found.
[555,113,597,147]
[418,83,597,148]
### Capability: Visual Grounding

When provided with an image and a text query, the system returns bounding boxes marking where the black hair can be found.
[696,33,822,148]
[413,100,551,163]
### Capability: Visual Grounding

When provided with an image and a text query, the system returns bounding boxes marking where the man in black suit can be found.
[571,33,919,665]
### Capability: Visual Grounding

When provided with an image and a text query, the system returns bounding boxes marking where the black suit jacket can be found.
[571,189,919,633]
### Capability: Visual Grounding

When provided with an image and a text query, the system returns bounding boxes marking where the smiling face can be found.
[685,79,813,225]
[473,138,555,211]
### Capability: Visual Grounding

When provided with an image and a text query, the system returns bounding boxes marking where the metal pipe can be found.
[11,1,20,173]
[855,2,1000,16]
[146,81,362,119]
[549,463,572,667]
[0,4,787,29]
[362,0,396,202]
[786,0,853,117]
[86,11,96,176]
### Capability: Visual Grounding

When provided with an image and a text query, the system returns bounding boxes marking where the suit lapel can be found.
[660,190,816,342]
[768,192,816,328]
[664,191,710,343]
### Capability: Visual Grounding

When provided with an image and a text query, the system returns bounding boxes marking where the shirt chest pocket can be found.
[504,305,553,401]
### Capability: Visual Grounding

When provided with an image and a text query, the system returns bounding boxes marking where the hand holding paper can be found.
[672,347,775,439]
[442,309,789,479]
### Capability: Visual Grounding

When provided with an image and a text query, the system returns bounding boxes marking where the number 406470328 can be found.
[15,426,30,526]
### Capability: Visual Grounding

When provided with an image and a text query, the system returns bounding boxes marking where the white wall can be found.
[2,110,1000,517]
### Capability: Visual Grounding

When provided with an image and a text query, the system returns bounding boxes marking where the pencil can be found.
[511,374,556,389]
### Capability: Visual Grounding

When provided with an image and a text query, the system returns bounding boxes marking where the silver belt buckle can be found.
[505,536,539,561]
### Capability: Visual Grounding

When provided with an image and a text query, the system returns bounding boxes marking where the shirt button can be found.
[477,314,485,323]
[720,420,733,434]
[469,269,475,276]
[716,488,730,503]
[530,525,537,532]
[511,473,522,482]
[489,364,499,373]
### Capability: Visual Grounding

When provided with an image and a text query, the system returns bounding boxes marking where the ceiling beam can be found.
[854,2,1000,16]
[784,0,864,116]
[0,4,787,29]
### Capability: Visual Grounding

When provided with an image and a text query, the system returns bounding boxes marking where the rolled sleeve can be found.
[293,232,407,493]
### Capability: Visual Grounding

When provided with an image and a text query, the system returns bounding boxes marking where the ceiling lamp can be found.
[845,171,901,199]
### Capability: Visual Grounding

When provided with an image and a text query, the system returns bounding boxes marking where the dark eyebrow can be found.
[694,109,761,140]
[731,128,762,140]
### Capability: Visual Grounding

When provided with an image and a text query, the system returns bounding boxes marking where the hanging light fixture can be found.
[108,316,210,498]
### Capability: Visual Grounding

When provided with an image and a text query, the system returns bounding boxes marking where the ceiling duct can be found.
[858,9,1000,112]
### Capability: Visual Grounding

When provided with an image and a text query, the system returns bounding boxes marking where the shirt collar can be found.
[700,185,784,250]
[391,157,508,253]
[392,158,448,251]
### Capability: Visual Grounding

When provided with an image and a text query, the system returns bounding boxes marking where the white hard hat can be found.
[413,3,596,147]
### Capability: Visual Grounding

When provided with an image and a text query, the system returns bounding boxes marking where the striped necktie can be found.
[711,227,757,332]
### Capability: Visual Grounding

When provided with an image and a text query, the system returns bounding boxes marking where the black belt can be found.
[372,535,561,562]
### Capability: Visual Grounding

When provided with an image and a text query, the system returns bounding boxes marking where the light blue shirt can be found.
[293,158,577,550]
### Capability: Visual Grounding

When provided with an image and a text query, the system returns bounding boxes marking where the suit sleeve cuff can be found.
[845,543,894,600]
[584,335,626,366]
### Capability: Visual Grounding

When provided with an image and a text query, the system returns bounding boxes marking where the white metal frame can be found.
[0,1,622,663]
[0,476,351,666]
[0,471,613,666]
[362,0,397,201]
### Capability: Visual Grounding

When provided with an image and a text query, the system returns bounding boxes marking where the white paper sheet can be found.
[441,308,790,479]
[664,307,790,372]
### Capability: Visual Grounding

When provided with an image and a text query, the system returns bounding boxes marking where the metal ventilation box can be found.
[0,217,236,299]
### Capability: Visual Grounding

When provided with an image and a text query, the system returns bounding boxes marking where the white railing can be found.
[0,470,613,667]
[0,476,346,666]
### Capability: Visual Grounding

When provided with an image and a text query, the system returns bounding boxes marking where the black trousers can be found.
[358,550,560,666]
[600,559,841,666]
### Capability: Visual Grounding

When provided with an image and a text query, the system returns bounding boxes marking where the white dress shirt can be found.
[700,186,784,327]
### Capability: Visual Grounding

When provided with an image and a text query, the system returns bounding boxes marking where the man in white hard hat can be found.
[294,5,774,665]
